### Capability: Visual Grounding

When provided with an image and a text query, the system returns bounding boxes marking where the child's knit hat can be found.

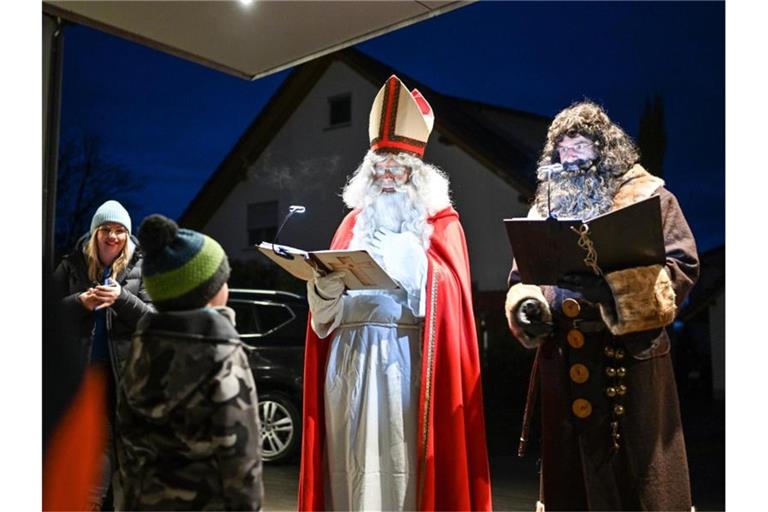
[137,214,230,311]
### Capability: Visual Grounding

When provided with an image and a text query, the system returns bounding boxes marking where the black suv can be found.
[227,289,308,463]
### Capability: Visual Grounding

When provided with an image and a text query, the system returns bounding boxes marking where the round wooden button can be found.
[567,329,585,349]
[569,363,590,384]
[562,298,581,318]
[572,398,593,418]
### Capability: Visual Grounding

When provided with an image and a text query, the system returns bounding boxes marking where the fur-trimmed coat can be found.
[505,165,699,511]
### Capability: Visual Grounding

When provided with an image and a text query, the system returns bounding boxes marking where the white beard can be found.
[370,192,409,232]
[349,185,432,252]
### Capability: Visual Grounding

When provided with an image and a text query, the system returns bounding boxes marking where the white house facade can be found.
[182,49,549,294]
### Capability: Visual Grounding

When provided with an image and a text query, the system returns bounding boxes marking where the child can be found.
[114,214,263,511]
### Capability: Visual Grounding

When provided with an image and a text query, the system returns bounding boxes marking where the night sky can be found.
[59,1,724,251]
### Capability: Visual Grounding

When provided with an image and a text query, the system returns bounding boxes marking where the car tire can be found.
[258,391,300,463]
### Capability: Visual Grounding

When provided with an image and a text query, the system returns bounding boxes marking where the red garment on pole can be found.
[43,366,107,512]
[298,207,492,511]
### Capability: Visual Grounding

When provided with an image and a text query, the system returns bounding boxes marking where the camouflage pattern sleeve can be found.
[210,346,264,511]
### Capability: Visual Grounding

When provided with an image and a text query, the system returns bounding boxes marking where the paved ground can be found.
[261,396,724,511]
[262,463,299,511]
[262,457,540,511]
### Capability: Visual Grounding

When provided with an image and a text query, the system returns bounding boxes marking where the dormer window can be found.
[328,94,351,127]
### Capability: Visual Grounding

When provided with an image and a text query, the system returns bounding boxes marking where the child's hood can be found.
[121,307,243,418]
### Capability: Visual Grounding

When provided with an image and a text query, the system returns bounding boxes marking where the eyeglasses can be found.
[372,165,409,177]
[556,141,594,155]
[97,227,129,238]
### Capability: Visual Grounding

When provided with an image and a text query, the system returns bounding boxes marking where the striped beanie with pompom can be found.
[138,214,230,311]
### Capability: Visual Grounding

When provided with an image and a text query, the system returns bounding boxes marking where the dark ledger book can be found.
[504,195,665,284]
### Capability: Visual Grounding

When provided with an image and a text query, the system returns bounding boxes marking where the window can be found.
[229,301,260,336]
[255,303,294,333]
[328,94,351,127]
[277,305,309,343]
[247,201,278,246]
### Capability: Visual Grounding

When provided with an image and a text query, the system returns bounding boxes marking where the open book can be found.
[504,195,665,284]
[257,242,399,290]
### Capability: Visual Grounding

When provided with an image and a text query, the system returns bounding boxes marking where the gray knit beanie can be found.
[90,200,132,235]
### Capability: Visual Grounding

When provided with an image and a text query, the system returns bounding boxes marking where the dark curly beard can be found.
[534,160,620,220]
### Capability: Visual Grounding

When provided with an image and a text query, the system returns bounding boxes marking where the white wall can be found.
[202,61,373,259]
[425,142,529,291]
[202,60,529,291]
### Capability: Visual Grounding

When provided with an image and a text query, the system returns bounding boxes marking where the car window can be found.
[255,303,293,334]
[276,305,309,341]
[258,304,308,346]
[229,301,259,335]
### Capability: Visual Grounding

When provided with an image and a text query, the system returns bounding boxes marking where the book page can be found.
[257,243,314,281]
[314,250,399,290]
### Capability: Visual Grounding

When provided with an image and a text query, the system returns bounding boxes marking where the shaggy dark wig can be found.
[538,100,640,177]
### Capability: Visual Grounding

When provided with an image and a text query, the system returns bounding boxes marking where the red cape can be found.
[298,207,492,511]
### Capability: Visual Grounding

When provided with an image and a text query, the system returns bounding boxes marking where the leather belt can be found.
[571,319,606,333]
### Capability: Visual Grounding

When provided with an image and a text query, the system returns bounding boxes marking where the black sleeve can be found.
[52,259,91,320]
[112,276,154,329]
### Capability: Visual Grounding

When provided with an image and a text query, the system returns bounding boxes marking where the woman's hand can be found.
[93,278,122,310]
[78,289,102,311]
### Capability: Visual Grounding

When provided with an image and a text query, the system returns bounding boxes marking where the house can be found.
[179,47,550,304]
[677,245,725,400]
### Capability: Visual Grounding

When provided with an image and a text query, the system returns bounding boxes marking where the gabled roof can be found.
[180,47,549,229]
[679,245,725,322]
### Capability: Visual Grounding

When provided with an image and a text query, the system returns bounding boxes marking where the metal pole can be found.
[43,14,64,271]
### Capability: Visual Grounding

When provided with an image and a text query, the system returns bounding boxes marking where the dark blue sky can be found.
[60,1,724,251]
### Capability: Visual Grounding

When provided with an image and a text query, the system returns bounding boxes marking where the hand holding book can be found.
[313,271,346,301]
[516,299,554,338]
[557,273,613,304]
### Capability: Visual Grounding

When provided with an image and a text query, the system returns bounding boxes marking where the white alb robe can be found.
[308,243,427,511]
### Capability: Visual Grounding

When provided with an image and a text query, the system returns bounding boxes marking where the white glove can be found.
[312,271,346,301]
[369,228,427,293]
[307,271,346,338]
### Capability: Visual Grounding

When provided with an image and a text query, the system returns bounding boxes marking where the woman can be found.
[52,199,152,510]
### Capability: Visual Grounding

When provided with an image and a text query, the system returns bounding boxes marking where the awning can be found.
[42,0,470,80]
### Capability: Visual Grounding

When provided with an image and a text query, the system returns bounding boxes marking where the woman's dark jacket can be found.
[53,234,153,383]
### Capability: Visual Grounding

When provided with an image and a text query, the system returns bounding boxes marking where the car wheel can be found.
[258,392,300,463]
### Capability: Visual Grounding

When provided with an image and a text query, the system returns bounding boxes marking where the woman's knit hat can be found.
[138,214,230,311]
[90,200,132,235]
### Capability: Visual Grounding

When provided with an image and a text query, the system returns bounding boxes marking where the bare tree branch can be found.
[55,133,145,261]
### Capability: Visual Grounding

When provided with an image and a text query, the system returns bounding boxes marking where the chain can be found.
[570,223,602,276]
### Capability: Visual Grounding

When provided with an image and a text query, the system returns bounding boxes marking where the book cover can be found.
[504,195,665,284]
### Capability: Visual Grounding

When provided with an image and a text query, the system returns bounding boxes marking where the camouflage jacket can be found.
[115,307,263,511]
